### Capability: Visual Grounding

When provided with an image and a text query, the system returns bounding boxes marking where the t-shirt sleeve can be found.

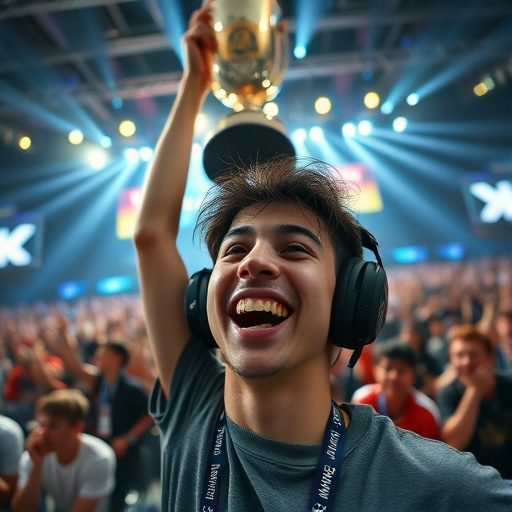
[149,336,224,429]
[78,447,116,498]
[16,451,31,488]
[0,420,25,474]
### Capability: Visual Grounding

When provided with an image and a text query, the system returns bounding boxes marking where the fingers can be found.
[187,2,217,47]
[26,427,45,453]
[188,1,214,30]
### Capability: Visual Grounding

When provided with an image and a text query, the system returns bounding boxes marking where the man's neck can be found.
[224,368,340,444]
[56,436,81,466]
[102,367,120,386]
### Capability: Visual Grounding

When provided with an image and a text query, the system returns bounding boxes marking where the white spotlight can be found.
[357,120,373,136]
[139,147,153,162]
[342,123,356,138]
[192,142,203,157]
[124,148,139,163]
[88,148,108,170]
[292,128,307,144]
[406,93,419,106]
[195,113,208,132]
[263,102,279,119]
[392,117,408,133]
[309,126,324,141]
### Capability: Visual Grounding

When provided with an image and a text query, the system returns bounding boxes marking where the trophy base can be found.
[202,110,296,180]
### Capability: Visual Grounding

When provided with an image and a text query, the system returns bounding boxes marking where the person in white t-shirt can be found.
[0,414,25,511]
[12,389,116,512]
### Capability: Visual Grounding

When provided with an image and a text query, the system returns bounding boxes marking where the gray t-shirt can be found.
[149,337,512,511]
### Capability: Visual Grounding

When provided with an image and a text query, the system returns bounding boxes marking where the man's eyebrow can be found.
[275,224,323,247]
[223,224,323,247]
[223,225,255,240]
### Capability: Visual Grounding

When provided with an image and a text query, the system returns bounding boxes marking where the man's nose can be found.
[237,243,280,280]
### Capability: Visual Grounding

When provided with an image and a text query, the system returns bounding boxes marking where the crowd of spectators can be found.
[0,254,511,509]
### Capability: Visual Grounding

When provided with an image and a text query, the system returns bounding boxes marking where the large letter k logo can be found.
[0,223,36,268]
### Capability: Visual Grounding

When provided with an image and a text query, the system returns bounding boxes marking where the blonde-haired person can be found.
[12,389,115,512]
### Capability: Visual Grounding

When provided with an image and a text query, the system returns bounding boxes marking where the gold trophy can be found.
[202,0,295,179]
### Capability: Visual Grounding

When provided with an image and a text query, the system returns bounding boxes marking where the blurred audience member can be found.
[386,319,442,399]
[3,339,66,433]
[494,310,512,373]
[424,312,451,371]
[53,316,154,512]
[0,414,25,511]
[437,325,512,480]
[352,341,441,439]
[12,389,115,512]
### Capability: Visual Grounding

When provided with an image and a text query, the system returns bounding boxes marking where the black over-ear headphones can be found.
[185,226,388,367]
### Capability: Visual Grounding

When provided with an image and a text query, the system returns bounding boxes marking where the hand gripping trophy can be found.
[202,0,295,179]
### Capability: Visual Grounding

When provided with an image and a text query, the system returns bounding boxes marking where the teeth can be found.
[245,324,273,330]
[236,298,289,318]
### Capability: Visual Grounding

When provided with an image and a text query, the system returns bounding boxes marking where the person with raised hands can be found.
[133,3,512,510]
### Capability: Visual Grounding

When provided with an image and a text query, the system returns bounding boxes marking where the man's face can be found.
[207,202,338,380]
[449,338,493,385]
[93,346,120,371]
[374,356,415,397]
[37,413,78,452]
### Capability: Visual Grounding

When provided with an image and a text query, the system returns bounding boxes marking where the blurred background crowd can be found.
[1,255,511,510]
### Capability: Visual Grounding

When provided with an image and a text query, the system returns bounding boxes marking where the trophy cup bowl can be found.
[202,0,295,180]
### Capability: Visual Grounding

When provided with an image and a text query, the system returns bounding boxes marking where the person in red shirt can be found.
[351,340,441,439]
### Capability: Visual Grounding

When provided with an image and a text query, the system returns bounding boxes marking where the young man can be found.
[12,389,116,512]
[51,316,154,512]
[351,341,441,439]
[133,3,512,510]
[437,325,512,480]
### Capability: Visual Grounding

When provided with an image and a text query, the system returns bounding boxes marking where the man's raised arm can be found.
[133,4,216,397]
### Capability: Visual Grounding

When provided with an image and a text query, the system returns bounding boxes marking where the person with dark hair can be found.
[12,389,115,512]
[133,3,512,510]
[393,319,443,399]
[437,325,512,479]
[51,317,154,512]
[351,341,441,439]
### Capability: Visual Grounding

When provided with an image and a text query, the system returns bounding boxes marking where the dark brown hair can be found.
[104,340,130,366]
[36,389,90,425]
[195,156,362,269]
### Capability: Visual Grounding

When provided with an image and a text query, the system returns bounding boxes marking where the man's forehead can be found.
[230,202,325,232]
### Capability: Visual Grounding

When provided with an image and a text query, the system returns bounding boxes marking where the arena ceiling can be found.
[0,0,511,164]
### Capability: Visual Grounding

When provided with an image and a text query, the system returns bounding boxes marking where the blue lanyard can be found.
[200,410,227,512]
[200,402,347,512]
[99,377,119,406]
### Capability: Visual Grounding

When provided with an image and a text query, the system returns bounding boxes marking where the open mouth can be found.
[233,298,290,329]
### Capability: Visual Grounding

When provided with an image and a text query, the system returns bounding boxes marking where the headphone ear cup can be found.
[329,258,388,350]
[185,268,218,349]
